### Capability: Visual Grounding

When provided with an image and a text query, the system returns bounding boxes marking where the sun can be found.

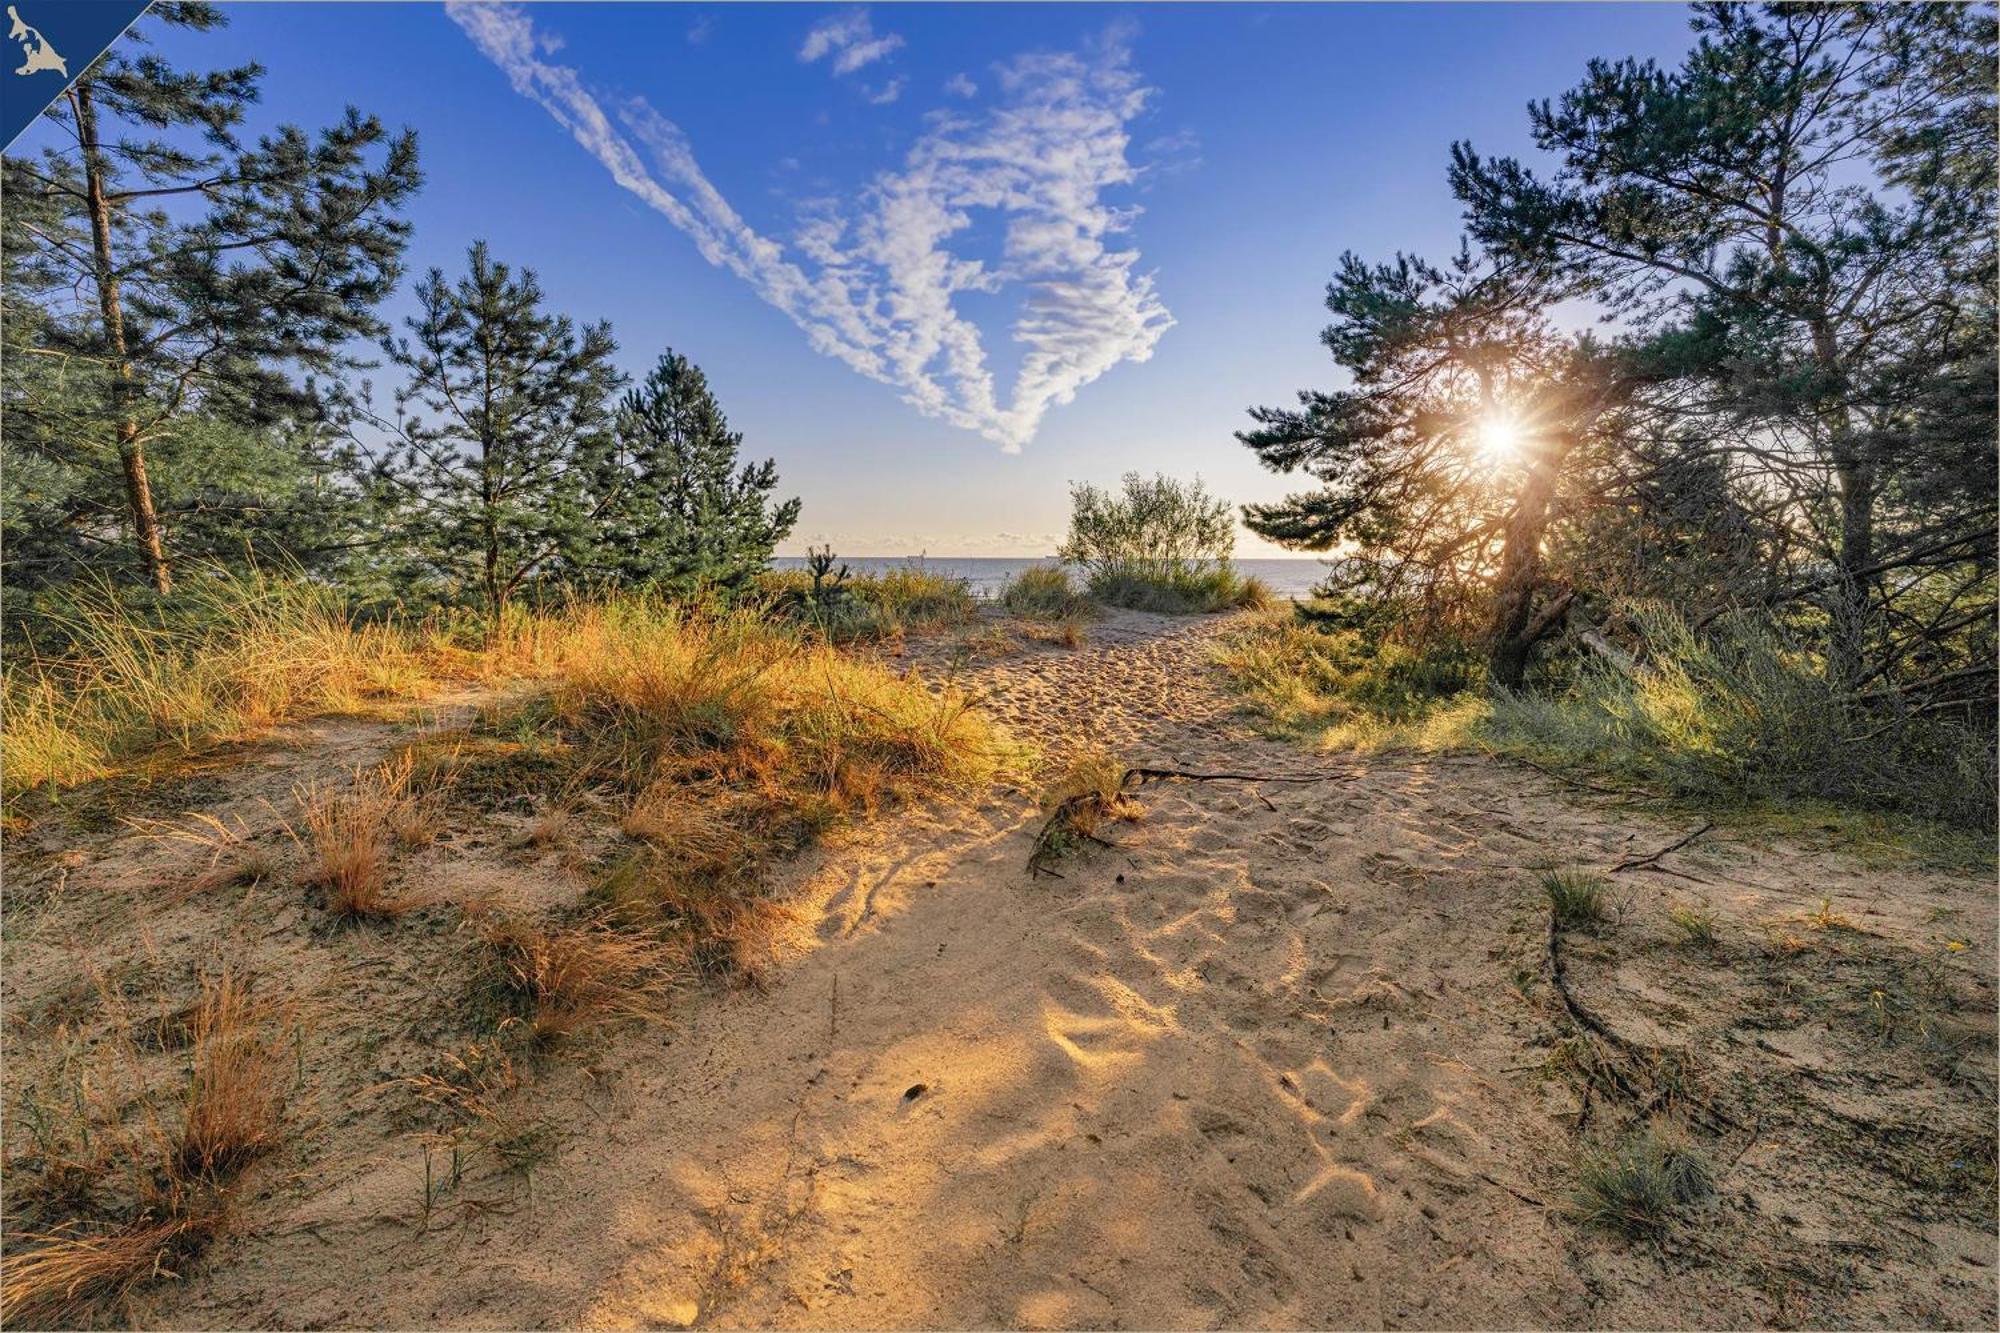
[1475,414,1521,463]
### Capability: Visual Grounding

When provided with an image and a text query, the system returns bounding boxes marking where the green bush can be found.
[1220,602,1995,833]
[1001,566,1095,621]
[1221,610,1479,736]
[1087,563,1270,615]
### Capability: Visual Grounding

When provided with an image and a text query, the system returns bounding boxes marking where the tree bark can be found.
[71,83,171,595]
[1486,434,1570,689]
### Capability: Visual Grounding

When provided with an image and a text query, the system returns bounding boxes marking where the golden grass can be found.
[174,969,285,1181]
[293,753,442,918]
[3,575,440,797]
[622,782,754,875]
[0,1215,216,1328]
[478,914,678,1044]
[2,968,285,1326]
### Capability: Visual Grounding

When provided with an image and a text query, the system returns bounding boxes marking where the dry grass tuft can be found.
[174,969,285,1182]
[590,850,793,981]
[0,1215,217,1328]
[477,914,678,1044]
[294,753,443,918]
[621,783,754,875]
[2,967,286,1326]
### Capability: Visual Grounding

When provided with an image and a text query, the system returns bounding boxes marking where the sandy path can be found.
[10,611,1994,1329]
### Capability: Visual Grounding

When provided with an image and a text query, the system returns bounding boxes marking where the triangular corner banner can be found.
[3,1,155,151]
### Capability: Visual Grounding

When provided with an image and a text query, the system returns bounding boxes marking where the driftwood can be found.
[1576,627,1638,676]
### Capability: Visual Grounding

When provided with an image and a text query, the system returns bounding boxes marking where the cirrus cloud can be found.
[446,2,1172,451]
[799,8,904,76]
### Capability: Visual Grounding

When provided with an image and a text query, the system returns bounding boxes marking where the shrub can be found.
[1060,471,1234,575]
[1087,562,1267,615]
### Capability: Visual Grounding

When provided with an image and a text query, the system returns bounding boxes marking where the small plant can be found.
[294,754,439,918]
[1668,904,1718,947]
[1542,867,1609,929]
[1029,751,1141,875]
[1571,1125,1714,1239]
[130,812,279,899]
[805,544,849,599]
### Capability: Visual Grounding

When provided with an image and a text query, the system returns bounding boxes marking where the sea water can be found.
[770,555,1329,601]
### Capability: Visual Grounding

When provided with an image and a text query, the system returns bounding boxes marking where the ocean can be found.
[770,555,1329,601]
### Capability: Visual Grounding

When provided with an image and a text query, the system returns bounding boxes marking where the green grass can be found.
[1668,904,1719,947]
[758,564,977,641]
[1543,868,1609,929]
[1086,561,1272,615]
[1571,1126,1714,1239]
[1001,566,1096,621]
[1218,603,1997,850]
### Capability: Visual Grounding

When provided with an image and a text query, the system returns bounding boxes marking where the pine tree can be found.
[1,2,420,594]
[588,350,799,599]
[342,243,624,617]
[1449,2,1996,687]
[1239,247,1657,687]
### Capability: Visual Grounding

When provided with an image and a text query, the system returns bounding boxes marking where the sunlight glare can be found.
[1476,415,1521,463]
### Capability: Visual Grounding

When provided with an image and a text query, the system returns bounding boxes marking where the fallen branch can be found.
[1119,766,1358,790]
[1610,822,1714,874]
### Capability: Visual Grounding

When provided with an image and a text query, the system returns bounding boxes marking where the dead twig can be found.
[1610,822,1714,874]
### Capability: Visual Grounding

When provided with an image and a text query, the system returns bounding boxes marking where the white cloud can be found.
[447,2,1172,451]
[943,72,978,98]
[686,16,713,45]
[863,77,905,105]
[799,9,904,76]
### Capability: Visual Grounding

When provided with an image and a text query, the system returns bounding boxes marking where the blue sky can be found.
[112,2,1697,555]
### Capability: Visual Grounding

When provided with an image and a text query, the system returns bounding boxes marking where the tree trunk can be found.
[1487,435,1569,690]
[71,84,171,595]
[1812,321,1872,688]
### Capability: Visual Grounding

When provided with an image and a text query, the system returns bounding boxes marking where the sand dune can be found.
[4,610,1993,1329]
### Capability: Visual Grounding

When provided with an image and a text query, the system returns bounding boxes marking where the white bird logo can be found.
[8,5,67,78]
